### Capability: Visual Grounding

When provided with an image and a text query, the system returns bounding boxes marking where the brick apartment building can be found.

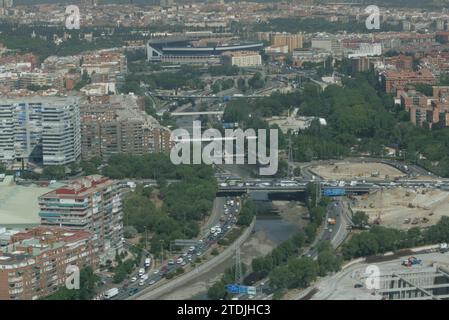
[383,68,437,94]
[383,54,414,71]
[351,57,374,73]
[80,95,174,160]
[38,175,123,264]
[0,227,96,300]
[399,86,449,127]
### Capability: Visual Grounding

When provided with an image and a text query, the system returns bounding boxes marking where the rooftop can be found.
[0,178,54,226]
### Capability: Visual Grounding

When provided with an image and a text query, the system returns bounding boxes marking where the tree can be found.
[248,72,265,89]
[317,242,342,276]
[352,211,369,227]
[81,160,99,175]
[293,167,301,177]
[207,281,226,300]
[42,165,66,180]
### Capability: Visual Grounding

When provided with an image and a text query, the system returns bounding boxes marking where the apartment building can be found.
[382,69,437,94]
[384,54,414,71]
[222,51,262,68]
[80,95,174,160]
[292,48,331,66]
[351,57,375,73]
[38,175,123,264]
[41,97,81,166]
[270,32,304,53]
[0,96,81,167]
[399,86,449,127]
[82,50,127,76]
[311,36,342,55]
[0,227,96,300]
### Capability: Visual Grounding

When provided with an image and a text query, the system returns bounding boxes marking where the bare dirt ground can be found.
[350,187,449,230]
[272,200,309,228]
[310,162,405,181]
[150,189,163,209]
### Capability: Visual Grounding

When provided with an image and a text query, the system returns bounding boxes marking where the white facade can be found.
[0,103,15,163]
[42,97,81,165]
[223,52,262,67]
[347,43,382,58]
[0,96,81,166]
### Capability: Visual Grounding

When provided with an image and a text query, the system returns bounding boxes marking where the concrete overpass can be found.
[170,111,224,116]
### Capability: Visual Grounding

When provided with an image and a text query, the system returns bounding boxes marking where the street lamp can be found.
[160,239,164,266]
[143,226,148,250]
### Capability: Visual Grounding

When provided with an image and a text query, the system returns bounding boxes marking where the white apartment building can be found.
[0,96,81,167]
[41,97,81,165]
[222,51,262,67]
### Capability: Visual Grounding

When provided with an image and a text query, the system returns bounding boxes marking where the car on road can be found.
[168,259,174,265]
[130,276,137,282]
[128,288,138,296]
[139,280,145,286]
[354,284,363,288]
[153,269,159,275]
[149,280,156,285]
[176,258,184,264]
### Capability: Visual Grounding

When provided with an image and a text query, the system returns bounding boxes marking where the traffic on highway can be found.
[101,197,242,300]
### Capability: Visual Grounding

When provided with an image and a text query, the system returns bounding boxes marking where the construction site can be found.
[310,161,406,181]
[308,250,449,300]
[349,187,449,230]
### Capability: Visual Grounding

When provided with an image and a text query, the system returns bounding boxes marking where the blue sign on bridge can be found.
[226,284,240,294]
[226,284,250,294]
[323,188,346,196]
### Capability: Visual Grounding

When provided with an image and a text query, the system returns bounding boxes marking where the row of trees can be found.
[116,154,217,255]
[102,153,214,181]
[342,216,449,260]
[121,65,206,94]
[211,78,234,94]
[236,199,257,227]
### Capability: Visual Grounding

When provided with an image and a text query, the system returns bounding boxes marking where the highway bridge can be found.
[121,177,449,197]
[170,111,224,116]
[153,94,266,100]
[215,177,449,196]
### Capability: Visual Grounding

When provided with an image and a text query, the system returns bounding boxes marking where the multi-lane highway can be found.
[106,197,241,300]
